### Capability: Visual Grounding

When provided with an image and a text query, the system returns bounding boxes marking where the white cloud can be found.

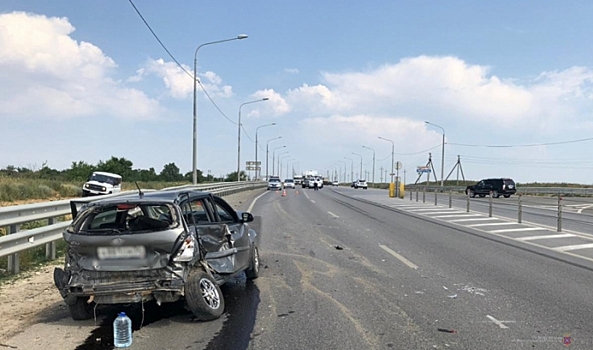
[250,89,291,117]
[0,11,162,120]
[284,68,299,74]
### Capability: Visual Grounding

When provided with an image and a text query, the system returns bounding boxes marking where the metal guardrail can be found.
[0,182,266,274]
[405,185,593,196]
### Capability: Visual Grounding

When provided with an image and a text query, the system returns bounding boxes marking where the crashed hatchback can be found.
[53,189,260,321]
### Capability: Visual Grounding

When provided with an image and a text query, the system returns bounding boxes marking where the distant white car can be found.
[332,181,339,187]
[284,179,295,189]
[353,179,368,189]
[267,178,282,190]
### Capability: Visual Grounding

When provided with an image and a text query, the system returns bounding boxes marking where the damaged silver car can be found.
[53,189,260,321]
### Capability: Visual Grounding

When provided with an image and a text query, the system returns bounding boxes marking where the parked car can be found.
[53,189,260,321]
[353,179,368,189]
[465,178,517,198]
[284,179,295,189]
[82,171,122,197]
[267,178,282,190]
[351,181,357,188]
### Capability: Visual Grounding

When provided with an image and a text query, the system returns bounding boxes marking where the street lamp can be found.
[362,146,375,186]
[192,34,248,185]
[284,158,295,179]
[272,147,286,175]
[378,137,394,183]
[425,121,445,188]
[266,137,282,180]
[278,152,289,178]
[352,152,363,181]
[255,122,276,180]
[336,160,346,183]
[237,98,269,181]
[344,157,353,182]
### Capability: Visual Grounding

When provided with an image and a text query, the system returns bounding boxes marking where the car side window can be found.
[182,198,212,224]
[213,196,238,223]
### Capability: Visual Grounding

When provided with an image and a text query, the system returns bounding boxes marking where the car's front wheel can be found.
[186,270,224,321]
[245,245,260,280]
[68,296,95,320]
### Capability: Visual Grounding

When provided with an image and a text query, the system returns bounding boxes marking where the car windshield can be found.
[269,179,280,183]
[89,174,119,184]
[70,202,177,234]
[285,179,293,182]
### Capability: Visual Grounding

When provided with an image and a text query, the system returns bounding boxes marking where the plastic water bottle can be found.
[113,312,133,348]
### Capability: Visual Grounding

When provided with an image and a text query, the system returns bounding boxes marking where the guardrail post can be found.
[422,187,426,203]
[416,188,419,202]
[7,224,20,274]
[45,217,57,261]
[489,191,493,217]
[557,195,563,232]
[449,190,452,208]
[466,190,470,213]
[410,190,412,201]
[434,189,438,206]
[518,194,523,223]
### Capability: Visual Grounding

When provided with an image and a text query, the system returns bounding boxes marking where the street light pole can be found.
[266,137,281,181]
[272,145,285,176]
[378,137,394,183]
[255,123,276,180]
[337,161,346,183]
[362,146,375,186]
[344,157,353,182]
[193,34,248,185]
[237,98,269,182]
[425,121,445,188]
[352,152,363,180]
[278,152,289,178]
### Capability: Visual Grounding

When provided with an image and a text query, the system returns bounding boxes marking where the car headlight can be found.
[173,236,197,262]
[101,186,106,191]
[84,184,90,189]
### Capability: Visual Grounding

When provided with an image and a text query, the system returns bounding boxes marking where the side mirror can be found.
[241,212,254,223]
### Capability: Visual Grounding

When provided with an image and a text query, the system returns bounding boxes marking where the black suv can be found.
[465,178,517,198]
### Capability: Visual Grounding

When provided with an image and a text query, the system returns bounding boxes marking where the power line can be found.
[127,0,236,126]
[448,136,593,148]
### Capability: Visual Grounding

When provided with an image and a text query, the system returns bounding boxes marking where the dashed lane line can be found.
[379,244,418,269]
[328,211,339,218]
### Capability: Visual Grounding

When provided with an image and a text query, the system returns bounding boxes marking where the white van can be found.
[82,171,122,197]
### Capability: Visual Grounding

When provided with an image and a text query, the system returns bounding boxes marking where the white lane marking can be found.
[303,191,311,200]
[432,214,482,218]
[424,211,467,215]
[554,243,593,252]
[486,315,510,329]
[489,227,545,233]
[328,211,339,218]
[247,191,269,213]
[379,245,418,269]
[578,205,593,214]
[516,234,576,241]
[407,208,449,212]
[466,222,520,227]
[311,200,316,203]
[448,218,499,223]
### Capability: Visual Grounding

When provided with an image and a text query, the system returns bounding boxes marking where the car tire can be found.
[245,245,260,280]
[469,190,475,198]
[185,270,224,321]
[68,296,95,320]
[503,195,511,198]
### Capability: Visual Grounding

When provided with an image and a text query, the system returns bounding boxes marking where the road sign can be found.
[246,166,260,171]
[245,161,261,166]
[395,161,402,170]
[416,166,431,174]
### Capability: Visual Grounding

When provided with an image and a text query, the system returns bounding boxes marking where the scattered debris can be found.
[414,291,424,294]
[460,285,487,296]
[335,245,344,250]
[443,286,448,290]
[447,294,457,299]
[437,328,457,333]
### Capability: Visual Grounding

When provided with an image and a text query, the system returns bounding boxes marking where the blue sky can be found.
[1,1,593,184]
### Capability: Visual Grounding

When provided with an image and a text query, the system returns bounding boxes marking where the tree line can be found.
[0,157,247,183]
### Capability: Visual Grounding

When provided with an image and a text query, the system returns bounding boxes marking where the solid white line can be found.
[424,211,467,215]
[554,243,593,252]
[311,200,316,203]
[516,234,576,241]
[466,222,520,227]
[407,208,450,212]
[432,214,482,218]
[486,315,509,329]
[379,245,418,269]
[448,218,498,223]
[303,191,311,200]
[328,211,339,218]
[247,191,269,213]
[577,205,593,214]
[489,227,545,233]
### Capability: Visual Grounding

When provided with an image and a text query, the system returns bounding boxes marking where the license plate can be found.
[97,246,146,260]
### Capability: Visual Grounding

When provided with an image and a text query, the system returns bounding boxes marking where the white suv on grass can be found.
[82,172,122,197]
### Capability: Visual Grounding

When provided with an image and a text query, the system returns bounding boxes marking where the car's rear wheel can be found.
[68,296,95,320]
[245,245,260,280]
[503,195,511,198]
[186,270,224,321]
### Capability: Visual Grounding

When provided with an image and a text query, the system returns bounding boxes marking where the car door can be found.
[211,196,251,272]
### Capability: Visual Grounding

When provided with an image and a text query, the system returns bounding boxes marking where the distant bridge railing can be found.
[404,185,593,197]
[0,181,266,274]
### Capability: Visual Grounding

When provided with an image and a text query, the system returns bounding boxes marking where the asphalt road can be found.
[8,186,593,349]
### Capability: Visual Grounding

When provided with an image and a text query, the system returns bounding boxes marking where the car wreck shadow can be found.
[204,273,261,350]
